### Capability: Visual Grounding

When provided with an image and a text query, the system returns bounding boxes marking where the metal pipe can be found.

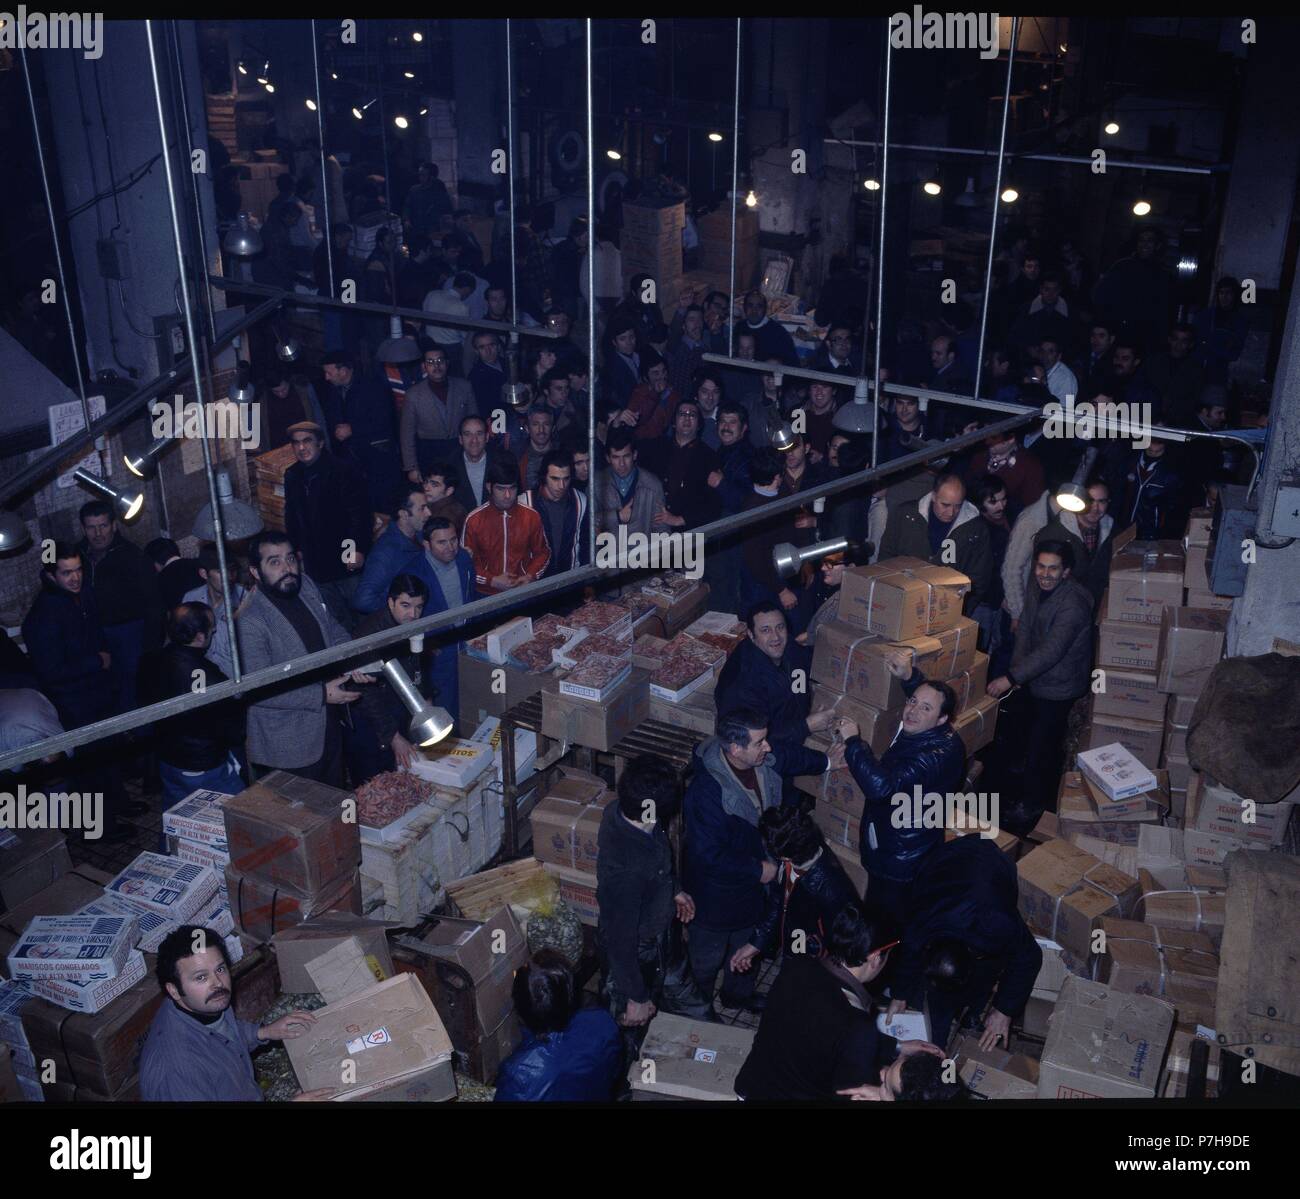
[728,17,741,357]
[973,15,1019,403]
[20,47,94,463]
[0,297,281,507]
[169,21,219,347]
[822,137,1223,176]
[0,412,1033,772]
[311,19,335,297]
[145,20,242,681]
[207,275,558,338]
[585,17,597,571]
[506,19,519,337]
[870,30,892,469]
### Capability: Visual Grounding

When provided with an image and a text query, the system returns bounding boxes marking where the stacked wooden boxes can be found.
[251,443,296,531]
[621,200,685,302]
[697,205,759,291]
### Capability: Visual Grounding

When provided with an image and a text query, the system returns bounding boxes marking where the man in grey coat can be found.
[595,426,670,538]
[987,540,1094,818]
[238,530,367,786]
[401,342,477,481]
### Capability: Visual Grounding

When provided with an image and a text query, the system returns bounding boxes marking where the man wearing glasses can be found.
[400,341,477,482]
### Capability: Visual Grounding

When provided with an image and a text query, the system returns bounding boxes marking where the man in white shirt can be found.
[1041,337,1078,404]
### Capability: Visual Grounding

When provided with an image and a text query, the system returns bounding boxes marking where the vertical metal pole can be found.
[870,33,892,469]
[973,16,1019,403]
[585,18,598,572]
[727,18,741,357]
[312,19,335,294]
[146,21,242,682]
[20,48,93,452]
[506,20,521,383]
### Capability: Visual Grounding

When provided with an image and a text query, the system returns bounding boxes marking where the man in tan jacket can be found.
[401,342,476,482]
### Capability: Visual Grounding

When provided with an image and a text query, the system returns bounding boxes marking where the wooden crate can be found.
[444,858,551,923]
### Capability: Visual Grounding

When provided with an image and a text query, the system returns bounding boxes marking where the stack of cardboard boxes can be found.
[529,767,611,926]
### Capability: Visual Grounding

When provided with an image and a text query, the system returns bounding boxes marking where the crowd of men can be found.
[6,179,1258,1101]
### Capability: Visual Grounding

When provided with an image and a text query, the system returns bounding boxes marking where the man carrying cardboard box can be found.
[140,925,333,1102]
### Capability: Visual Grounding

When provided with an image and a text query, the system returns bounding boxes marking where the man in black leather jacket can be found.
[152,602,246,838]
[836,655,967,926]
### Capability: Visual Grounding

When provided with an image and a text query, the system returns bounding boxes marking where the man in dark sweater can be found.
[519,449,589,576]
[736,904,945,1102]
[77,499,162,716]
[596,757,712,1053]
[146,538,205,611]
[739,291,797,366]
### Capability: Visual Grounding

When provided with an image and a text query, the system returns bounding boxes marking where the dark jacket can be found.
[158,558,206,611]
[78,533,162,643]
[352,522,424,615]
[410,547,475,714]
[1121,449,1185,541]
[741,317,798,366]
[641,437,721,530]
[493,1008,623,1102]
[284,452,373,586]
[353,606,424,751]
[844,669,967,883]
[684,737,828,931]
[596,802,677,1005]
[877,493,995,609]
[21,579,112,728]
[1035,512,1115,611]
[1009,576,1094,701]
[735,955,892,1101]
[152,643,245,771]
[739,491,795,607]
[714,637,814,744]
[713,439,754,515]
[467,358,508,415]
[752,848,861,959]
[890,836,1042,1022]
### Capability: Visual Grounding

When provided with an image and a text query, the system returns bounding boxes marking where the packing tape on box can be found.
[1096,932,1218,995]
[939,621,974,678]
[1047,863,1125,944]
[1138,887,1209,933]
[828,629,879,692]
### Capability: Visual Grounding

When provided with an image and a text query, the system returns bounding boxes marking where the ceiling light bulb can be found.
[412,31,423,42]
[264,82,275,93]
[708,132,723,142]
[606,148,622,160]
[403,70,415,79]
[864,178,881,191]
[419,107,429,116]
[745,190,758,207]
[394,115,409,129]
[923,180,942,196]
[1000,187,1019,203]
[352,106,364,120]
[1132,200,1152,217]
[1104,121,1120,135]
[237,62,248,75]
[305,98,317,111]
[330,71,338,80]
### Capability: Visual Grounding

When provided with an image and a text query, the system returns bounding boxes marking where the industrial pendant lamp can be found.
[773,536,863,580]
[192,468,264,541]
[228,361,256,404]
[0,509,31,551]
[274,326,302,363]
[222,213,263,257]
[376,315,421,364]
[1054,447,1099,514]
[124,433,173,479]
[382,659,454,746]
[771,422,796,452]
[74,470,144,522]
[831,377,877,435]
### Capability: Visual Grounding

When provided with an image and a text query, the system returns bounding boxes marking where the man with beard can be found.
[238,531,367,785]
[141,925,331,1101]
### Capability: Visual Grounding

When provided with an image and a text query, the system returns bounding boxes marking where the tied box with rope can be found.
[1105,537,1185,626]
[1016,838,1141,962]
[1093,916,1219,1030]
[836,557,972,641]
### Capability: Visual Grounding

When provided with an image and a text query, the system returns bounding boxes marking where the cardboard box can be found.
[224,865,361,942]
[824,840,868,898]
[1096,917,1217,1027]
[409,737,495,792]
[1080,770,1168,821]
[458,652,548,723]
[272,913,398,995]
[530,786,613,873]
[104,853,219,924]
[943,825,1019,858]
[810,621,897,707]
[286,973,456,1102]
[1030,937,1088,1001]
[7,914,137,983]
[1106,543,1185,624]
[1181,827,1259,867]
[953,1034,1041,1100]
[541,667,651,752]
[1057,775,1149,847]
[1016,839,1140,960]
[0,868,110,972]
[486,616,533,664]
[647,688,716,736]
[1096,618,1162,672]
[541,861,599,926]
[1037,975,1174,1099]
[1168,692,1199,724]
[1091,669,1167,724]
[837,558,971,639]
[1086,714,1163,769]
[0,831,71,915]
[161,791,231,848]
[809,688,903,758]
[1184,509,1212,548]
[1183,542,1208,592]
[812,803,860,851]
[915,618,981,679]
[1161,1026,1220,1098]
[222,774,359,897]
[1078,742,1159,799]
[1163,751,1191,792]
[951,694,999,757]
[1163,715,1188,761]
[630,1012,755,1101]
[78,892,177,954]
[1019,995,1055,1039]
[26,949,147,1015]
[1185,587,1232,612]
[1156,607,1228,696]
[1188,778,1294,846]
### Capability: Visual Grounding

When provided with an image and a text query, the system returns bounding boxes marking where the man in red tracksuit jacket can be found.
[461,454,551,595]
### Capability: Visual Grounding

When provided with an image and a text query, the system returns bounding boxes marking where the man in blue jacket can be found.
[715,602,837,750]
[411,515,475,726]
[352,482,431,614]
[321,350,402,514]
[684,708,843,1014]
[836,655,967,926]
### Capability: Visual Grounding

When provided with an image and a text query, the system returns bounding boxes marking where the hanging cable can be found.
[144,20,243,683]
[973,16,1020,405]
[870,29,892,469]
[20,46,95,463]
[585,17,597,571]
[311,20,336,297]
[727,17,741,357]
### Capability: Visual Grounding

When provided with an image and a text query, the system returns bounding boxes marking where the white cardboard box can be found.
[1077,743,1158,802]
[105,853,219,922]
[7,914,137,983]
[27,949,147,1014]
[161,791,231,848]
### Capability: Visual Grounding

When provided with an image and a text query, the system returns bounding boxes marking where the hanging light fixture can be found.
[403,70,416,79]
[1132,199,1152,217]
[255,61,270,85]
[507,382,532,409]
[1000,186,1020,203]
[745,190,758,208]
[606,148,622,161]
[273,327,302,363]
[228,361,256,403]
[74,470,144,522]
[771,422,796,452]
[305,98,317,111]
[124,431,173,479]
[192,468,264,541]
[1054,447,1099,514]
[1104,120,1120,136]
[708,131,724,143]
[863,178,881,191]
[773,536,861,580]
[394,114,410,130]
[382,659,453,746]
[923,178,942,196]
[419,107,429,116]
[831,377,877,435]
[0,509,31,552]
[352,98,377,120]
[412,30,423,42]
[263,82,276,94]
[222,213,263,256]
[376,315,421,364]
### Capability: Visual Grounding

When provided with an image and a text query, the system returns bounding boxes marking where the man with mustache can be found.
[141,925,331,1101]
